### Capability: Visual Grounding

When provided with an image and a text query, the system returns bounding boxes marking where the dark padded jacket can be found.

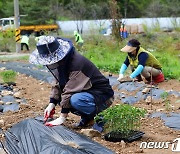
[50,50,114,113]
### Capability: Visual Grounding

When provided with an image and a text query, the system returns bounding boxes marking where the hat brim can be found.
[121,45,137,53]
[29,38,72,65]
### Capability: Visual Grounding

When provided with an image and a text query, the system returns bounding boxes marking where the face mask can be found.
[46,59,67,86]
[46,48,74,86]
[128,52,134,57]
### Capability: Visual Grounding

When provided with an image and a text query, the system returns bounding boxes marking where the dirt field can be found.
[0,69,180,153]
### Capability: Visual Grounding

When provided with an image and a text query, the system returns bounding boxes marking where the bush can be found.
[0,30,15,52]
[95,104,146,136]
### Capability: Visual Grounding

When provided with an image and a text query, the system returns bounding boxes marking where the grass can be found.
[82,32,180,80]
[0,55,29,61]
[144,32,180,80]
[0,70,17,84]
[83,35,127,74]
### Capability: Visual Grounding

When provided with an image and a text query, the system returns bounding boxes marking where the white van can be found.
[0,17,15,31]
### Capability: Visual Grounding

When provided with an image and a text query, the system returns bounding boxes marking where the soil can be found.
[0,63,180,154]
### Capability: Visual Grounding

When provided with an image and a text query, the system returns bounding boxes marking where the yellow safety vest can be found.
[74,31,83,43]
[21,35,29,45]
[128,47,162,69]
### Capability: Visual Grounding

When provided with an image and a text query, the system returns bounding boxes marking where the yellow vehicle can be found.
[0,17,59,34]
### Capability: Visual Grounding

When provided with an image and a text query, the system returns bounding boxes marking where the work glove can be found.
[44,103,55,122]
[117,74,124,81]
[45,114,67,127]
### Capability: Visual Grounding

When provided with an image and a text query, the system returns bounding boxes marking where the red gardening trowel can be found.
[44,108,55,123]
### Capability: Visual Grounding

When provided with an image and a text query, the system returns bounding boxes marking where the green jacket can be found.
[74,31,84,43]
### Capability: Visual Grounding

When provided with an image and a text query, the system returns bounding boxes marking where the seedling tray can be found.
[104,130,144,142]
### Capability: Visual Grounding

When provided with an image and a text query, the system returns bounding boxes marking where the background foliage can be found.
[0,0,180,24]
[0,0,179,80]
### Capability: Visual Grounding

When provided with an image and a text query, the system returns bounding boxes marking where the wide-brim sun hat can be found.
[29,36,72,65]
[121,44,137,53]
[121,39,140,53]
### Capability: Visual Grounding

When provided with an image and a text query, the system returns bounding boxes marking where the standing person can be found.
[117,39,164,84]
[74,31,84,48]
[21,34,29,51]
[29,36,114,127]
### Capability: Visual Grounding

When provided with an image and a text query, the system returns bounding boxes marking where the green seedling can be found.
[95,104,146,137]
[160,92,171,111]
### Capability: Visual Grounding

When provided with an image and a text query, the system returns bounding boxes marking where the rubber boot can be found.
[69,108,96,128]
[73,116,94,128]
[73,111,95,128]
[153,73,164,83]
[93,116,105,132]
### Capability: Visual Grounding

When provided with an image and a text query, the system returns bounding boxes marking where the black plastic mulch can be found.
[4,117,113,154]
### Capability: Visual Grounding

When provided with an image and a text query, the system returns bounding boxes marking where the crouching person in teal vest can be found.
[117,39,164,84]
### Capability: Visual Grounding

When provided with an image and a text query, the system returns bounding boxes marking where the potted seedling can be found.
[95,104,146,142]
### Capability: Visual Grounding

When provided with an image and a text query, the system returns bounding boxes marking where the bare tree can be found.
[109,0,122,41]
[124,0,130,18]
[49,0,62,24]
[145,0,163,17]
[66,0,86,34]
[90,3,110,33]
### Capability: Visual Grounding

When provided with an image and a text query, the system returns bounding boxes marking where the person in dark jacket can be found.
[29,36,114,127]
[117,39,164,84]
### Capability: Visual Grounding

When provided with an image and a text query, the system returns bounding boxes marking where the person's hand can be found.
[45,113,68,127]
[117,74,124,81]
[132,78,136,82]
[44,103,55,122]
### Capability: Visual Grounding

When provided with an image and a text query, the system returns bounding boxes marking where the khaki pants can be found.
[130,66,161,79]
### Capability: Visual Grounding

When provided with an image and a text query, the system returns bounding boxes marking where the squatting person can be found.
[29,36,114,127]
[117,39,164,84]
